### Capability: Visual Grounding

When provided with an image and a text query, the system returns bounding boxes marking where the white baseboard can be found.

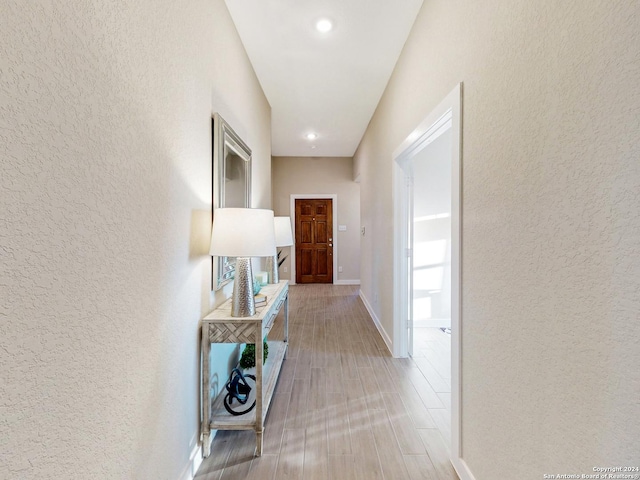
[452,457,477,480]
[359,291,393,355]
[177,440,204,480]
[178,429,225,480]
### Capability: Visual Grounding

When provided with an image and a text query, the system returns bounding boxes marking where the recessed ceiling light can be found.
[315,19,333,33]
[306,133,318,140]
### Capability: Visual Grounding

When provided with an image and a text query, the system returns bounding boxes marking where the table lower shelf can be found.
[209,340,287,430]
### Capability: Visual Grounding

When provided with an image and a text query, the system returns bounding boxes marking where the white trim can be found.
[452,458,477,480]
[393,107,453,160]
[289,194,339,284]
[335,279,361,285]
[392,156,410,358]
[392,83,471,479]
[450,84,466,479]
[359,291,393,355]
[177,435,207,480]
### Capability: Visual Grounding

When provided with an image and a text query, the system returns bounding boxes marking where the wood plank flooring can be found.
[195,285,458,480]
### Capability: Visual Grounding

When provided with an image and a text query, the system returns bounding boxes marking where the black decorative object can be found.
[223,368,257,416]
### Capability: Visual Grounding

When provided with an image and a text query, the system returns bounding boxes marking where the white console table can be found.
[201,280,289,457]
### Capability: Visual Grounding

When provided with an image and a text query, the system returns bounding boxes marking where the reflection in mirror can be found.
[212,113,251,290]
[224,151,246,208]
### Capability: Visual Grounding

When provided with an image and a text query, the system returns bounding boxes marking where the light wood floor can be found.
[195,285,459,480]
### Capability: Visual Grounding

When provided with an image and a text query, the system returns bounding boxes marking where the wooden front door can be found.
[295,199,333,284]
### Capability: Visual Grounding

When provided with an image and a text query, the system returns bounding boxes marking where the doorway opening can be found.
[412,127,453,334]
[393,84,468,477]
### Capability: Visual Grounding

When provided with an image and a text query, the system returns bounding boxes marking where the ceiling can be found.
[225,0,424,157]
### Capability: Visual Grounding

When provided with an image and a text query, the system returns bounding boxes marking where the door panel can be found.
[300,221,313,244]
[299,248,313,277]
[295,199,333,283]
[301,203,313,216]
[316,222,328,243]
[317,249,329,276]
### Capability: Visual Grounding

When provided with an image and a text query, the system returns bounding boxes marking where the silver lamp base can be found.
[265,254,279,284]
[231,257,256,317]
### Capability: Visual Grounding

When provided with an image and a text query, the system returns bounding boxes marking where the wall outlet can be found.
[338,266,343,273]
[283,266,288,273]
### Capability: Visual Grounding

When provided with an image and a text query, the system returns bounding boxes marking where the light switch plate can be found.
[338,225,347,231]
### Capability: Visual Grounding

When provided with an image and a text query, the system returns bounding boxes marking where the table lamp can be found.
[266,216,294,284]
[210,208,276,317]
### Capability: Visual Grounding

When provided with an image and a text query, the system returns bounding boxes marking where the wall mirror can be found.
[212,113,252,290]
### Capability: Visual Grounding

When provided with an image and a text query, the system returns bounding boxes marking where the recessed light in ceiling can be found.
[315,19,333,33]
[306,133,318,140]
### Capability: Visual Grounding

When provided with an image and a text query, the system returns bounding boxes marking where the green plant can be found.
[239,341,269,370]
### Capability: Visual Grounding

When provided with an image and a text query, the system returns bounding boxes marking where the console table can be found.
[201,280,289,457]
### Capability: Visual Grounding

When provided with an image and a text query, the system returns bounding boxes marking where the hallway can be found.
[195,284,458,480]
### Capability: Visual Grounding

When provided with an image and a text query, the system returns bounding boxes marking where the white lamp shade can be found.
[210,208,276,257]
[274,217,294,247]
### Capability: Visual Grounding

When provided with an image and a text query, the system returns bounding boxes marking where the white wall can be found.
[271,157,360,283]
[355,0,640,478]
[0,1,270,479]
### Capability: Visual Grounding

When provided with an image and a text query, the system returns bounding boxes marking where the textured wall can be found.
[271,156,361,283]
[0,1,270,478]
[354,0,640,477]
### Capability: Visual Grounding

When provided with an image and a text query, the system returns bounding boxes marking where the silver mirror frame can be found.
[212,113,252,290]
